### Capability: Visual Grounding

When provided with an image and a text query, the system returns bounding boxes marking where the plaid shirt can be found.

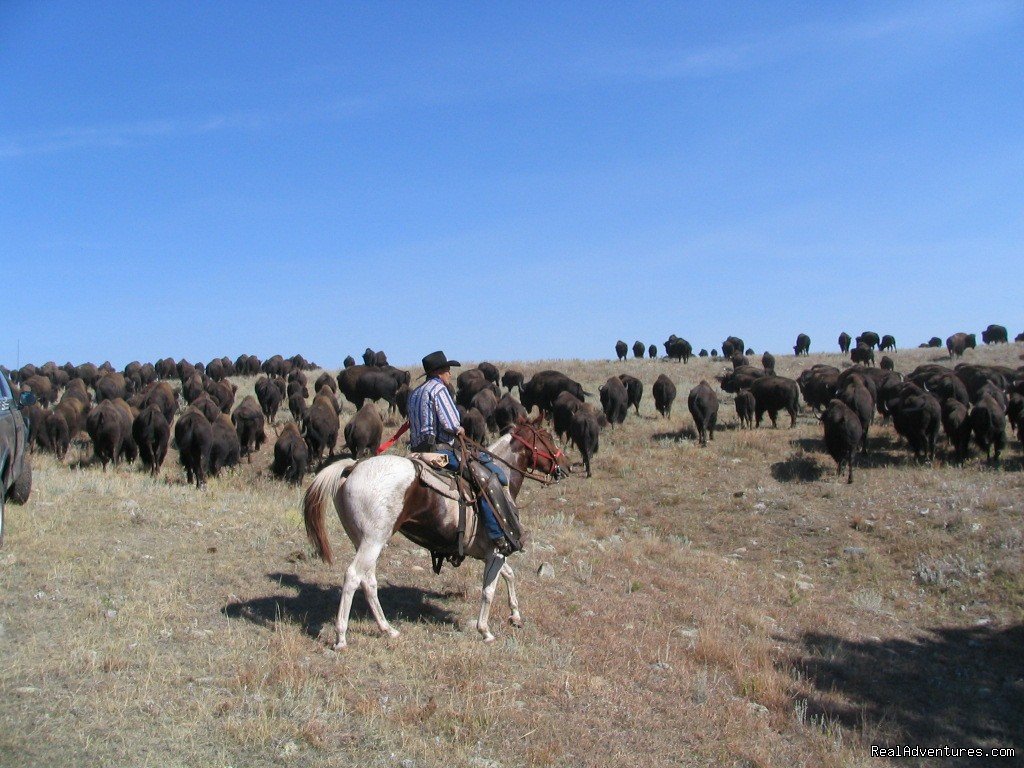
[408,376,461,447]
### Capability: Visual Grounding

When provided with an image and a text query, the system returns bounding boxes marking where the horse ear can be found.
[531,413,543,426]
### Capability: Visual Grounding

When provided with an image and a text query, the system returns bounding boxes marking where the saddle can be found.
[408,452,524,572]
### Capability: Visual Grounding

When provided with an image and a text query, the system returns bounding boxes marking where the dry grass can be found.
[2,343,1023,766]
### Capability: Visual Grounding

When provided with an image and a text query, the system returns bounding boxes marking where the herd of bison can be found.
[5,323,1024,491]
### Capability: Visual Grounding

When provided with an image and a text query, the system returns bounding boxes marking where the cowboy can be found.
[408,351,518,556]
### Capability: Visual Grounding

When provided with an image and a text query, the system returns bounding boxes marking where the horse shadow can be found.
[222,572,459,637]
[788,624,1023,755]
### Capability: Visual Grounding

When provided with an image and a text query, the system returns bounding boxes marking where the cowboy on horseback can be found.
[408,351,520,556]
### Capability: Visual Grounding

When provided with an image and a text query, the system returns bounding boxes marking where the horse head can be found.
[512,417,570,481]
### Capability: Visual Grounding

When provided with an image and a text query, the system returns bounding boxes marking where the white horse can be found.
[303,419,568,648]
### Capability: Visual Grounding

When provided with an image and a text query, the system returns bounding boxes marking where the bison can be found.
[272,423,309,483]
[750,376,800,428]
[632,340,645,359]
[822,400,863,484]
[501,369,524,395]
[981,324,1008,344]
[687,381,719,446]
[303,393,340,465]
[599,376,628,426]
[615,340,628,361]
[132,404,170,476]
[735,390,755,429]
[793,334,810,356]
[617,374,643,416]
[231,395,267,463]
[652,375,676,418]
[570,404,604,478]
[879,335,897,352]
[344,403,384,458]
[946,332,976,358]
[175,408,213,488]
[838,332,852,354]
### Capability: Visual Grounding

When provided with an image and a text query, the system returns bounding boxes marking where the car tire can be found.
[10,460,31,505]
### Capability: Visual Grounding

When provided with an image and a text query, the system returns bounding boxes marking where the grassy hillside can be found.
[2,343,1022,767]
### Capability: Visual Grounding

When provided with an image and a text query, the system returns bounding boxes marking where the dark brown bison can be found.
[501,369,524,394]
[735,390,755,429]
[231,396,267,463]
[288,391,309,423]
[520,371,588,417]
[838,332,852,354]
[272,423,309,483]
[494,394,527,434]
[879,356,894,371]
[86,400,131,470]
[205,379,236,414]
[570,403,604,478]
[459,406,487,446]
[664,335,692,362]
[969,394,1006,464]
[470,387,499,432]
[652,374,676,418]
[946,332,976,358]
[940,398,971,463]
[174,408,213,488]
[718,365,766,394]
[615,340,628,361]
[879,335,896,352]
[190,393,223,424]
[344,403,384,459]
[599,376,628,426]
[343,355,356,368]
[793,334,810,356]
[616,374,643,415]
[552,391,583,443]
[477,362,500,385]
[838,375,874,452]
[850,343,874,366]
[315,372,337,395]
[889,386,941,462]
[255,376,283,423]
[648,344,657,359]
[687,381,719,446]
[822,400,863,484]
[44,410,72,460]
[23,375,56,407]
[140,381,178,423]
[303,394,340,465]
[721,336,744,358]
[926,337,943,347]
[132,404,170,476]
[981,324,1008,344]
[761,352,776,375]
[632,341,645,359]
[750,376,800,428]
[209,414,241,476]
[182,373,205,405]
[856,331,880,349]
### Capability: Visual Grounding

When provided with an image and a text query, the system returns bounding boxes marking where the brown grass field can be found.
[1,344,1022,767]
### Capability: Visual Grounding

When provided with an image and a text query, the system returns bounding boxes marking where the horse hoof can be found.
[385,628,400,639]
[482,633,496,644]
[332,640,347,651]
[509,615,523,628]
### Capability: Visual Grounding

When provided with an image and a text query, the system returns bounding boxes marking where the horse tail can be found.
[302,459,355,565]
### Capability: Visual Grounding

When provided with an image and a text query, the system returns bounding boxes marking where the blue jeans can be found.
[438,448,507,542]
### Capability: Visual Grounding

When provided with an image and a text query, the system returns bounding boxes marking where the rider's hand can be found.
[456,426,466,437]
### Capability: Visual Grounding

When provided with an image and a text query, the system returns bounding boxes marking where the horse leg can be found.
[500,561,523,627]
[335,539,396,649]
[477,552,506,643]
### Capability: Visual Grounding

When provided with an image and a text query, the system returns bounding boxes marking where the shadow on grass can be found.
[770,454,824,482]
[222,572,459,637]
[652,426,697,442]
[790,624,1024,756]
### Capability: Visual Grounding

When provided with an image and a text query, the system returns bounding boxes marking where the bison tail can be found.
[302,459,353,565]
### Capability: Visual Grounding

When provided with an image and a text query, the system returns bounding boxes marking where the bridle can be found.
[508,422,567,483]
[459,423,567,485]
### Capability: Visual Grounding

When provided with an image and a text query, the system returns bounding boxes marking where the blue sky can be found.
[3,2,1022,368]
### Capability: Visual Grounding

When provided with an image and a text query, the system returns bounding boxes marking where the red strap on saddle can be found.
[377,420,410,454]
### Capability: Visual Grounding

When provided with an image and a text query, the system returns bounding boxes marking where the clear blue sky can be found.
[3,2,1022,368]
